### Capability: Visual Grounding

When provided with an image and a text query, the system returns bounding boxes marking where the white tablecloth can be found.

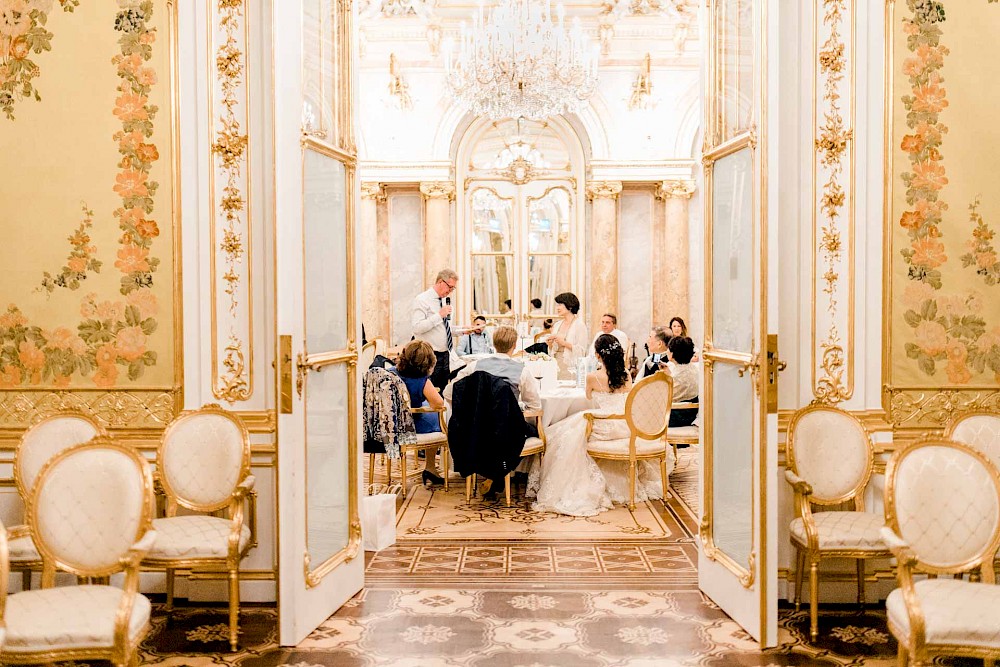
[539,386,593,429]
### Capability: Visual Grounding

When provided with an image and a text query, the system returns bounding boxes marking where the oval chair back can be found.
[15,411,106,500]
[625,371,674,446]
[946,410,1000,473]
[29,437,153,578]
[158,405,250,513]
[787,404,874,507]
[360,340,377,372]
[886,439,1000,574]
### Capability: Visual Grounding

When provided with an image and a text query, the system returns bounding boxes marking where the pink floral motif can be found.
[38,203,103,294]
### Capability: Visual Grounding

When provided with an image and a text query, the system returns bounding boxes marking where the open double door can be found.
[271,0,780,648]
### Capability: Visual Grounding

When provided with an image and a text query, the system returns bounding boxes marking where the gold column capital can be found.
[655,179,696,200]
[419,181,456,201]
[360,182,386,202]
[586,181,623,200]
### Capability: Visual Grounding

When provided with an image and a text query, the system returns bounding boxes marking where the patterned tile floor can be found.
[71,451,979,665]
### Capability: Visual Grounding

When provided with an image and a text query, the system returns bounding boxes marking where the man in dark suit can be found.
[640,326,671,378]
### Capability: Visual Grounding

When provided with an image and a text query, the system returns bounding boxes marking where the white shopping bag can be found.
[361,483,401,552]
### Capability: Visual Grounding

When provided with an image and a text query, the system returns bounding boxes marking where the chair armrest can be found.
[127,529,158,563]
[411,405,448,434]
[670,402,699,411]
[522,408,543,419]
[881,527,917,566]
[522,409,546,444]
[784,470,814,496]
[583,412,627,422]
[230,475,258,553]
[115,528,157,649]
[880,527,925,645]
[234,474,256,498]
[7,524,30,541]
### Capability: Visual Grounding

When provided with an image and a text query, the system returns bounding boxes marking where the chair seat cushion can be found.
[9,535,39,563]
[522,437,544,456]
[668,426,699,440]
[887,579,1000,650]
[4,586,150,652]
[414,432,448,445]
[587,437,665,457]
[147,515,251,560]
[789,511,886,551]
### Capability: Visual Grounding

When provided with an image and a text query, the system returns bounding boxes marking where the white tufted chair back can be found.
[946,411,1000,472]
[626,372,673,440]
[30,439,152,576]
[16,412,104,498]
[787,405,873,504]
[159,405,249,512]
[886,439,1000,572]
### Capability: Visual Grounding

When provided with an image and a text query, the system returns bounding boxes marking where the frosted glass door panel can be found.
[711,361,754,566]
[305,363,350,563]
[303,149,348,353]
[711,147,753,353]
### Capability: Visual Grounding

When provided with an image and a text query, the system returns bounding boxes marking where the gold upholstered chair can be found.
[883,438,1000,667]
[665,401,699,460]
[141,404,257,652]
[584,372,673,511]
[946,410,1000,470]
[784,404,889,641]
[12,410,107,589]
[1,437,156,667]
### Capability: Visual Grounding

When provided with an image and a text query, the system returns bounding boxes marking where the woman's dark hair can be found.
[531,298,542,309]
[668,336,695,365]
[396,340,436,378]
[542,318,553,330]
[595,333,628,391]
[669,317,688,337]
[554,292,580,314]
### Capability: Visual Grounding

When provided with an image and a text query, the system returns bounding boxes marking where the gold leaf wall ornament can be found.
[811,0,854,405]
[209,0,252,404]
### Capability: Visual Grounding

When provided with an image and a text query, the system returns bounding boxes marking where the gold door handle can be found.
[279,335,294,414]
[295,352,307,398]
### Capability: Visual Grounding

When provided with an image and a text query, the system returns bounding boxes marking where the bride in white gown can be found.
[528,334,670,516]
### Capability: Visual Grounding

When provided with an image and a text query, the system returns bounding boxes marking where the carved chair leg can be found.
[896,643,907,667]
[466,475,472,503]
[369,453,375,487]
[443,446,450,491]
[628,461,637,512]
[809,559,820,642]
[165,568,175,615]
[794,550,805,611]
[505,474,511,507]
[400,452,408,497]
[856,558,866,608]
[660,455,669,501]
[228,568,240,652]
[21,570,30,591]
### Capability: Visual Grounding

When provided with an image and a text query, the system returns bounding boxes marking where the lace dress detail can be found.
[528,392,670,516]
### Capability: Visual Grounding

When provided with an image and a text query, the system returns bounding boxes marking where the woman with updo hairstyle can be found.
[547,291,589,379]
[531,332,669,517]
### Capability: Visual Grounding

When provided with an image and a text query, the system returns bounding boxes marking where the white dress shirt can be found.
[589,328,629,356]
[411,287,451,352]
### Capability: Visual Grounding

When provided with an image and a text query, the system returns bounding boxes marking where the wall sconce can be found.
[387,53,413,110]
[599,16,615,56]
[627,53,654,111]
[427,21,442,57]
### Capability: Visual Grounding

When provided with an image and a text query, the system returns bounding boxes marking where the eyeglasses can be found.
[439,280,457,292]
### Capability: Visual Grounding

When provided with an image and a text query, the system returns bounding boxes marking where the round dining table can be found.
[538,384,594,430]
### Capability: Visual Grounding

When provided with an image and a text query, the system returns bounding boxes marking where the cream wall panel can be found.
[619,191,654,348]
[389,193,425,346]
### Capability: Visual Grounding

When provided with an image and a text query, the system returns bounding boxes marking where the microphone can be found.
[444,296,451,320]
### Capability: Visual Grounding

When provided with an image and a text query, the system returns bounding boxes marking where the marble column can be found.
[419,181,456,287]
[653,179,696,326]
[360,182,387,341]
[586,181,623,333]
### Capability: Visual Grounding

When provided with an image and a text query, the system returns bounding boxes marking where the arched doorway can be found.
[454,116,588,328]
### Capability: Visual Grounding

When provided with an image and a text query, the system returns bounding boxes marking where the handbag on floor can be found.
[362,483,402,552]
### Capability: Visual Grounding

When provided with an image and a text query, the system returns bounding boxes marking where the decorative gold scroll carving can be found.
[654,179,696,200]
[0,390,178,432]
[585,181,623,200]
[360,182,386,202]
[812,0,854,405]
[419,181,456,201]
[210,0,252,404]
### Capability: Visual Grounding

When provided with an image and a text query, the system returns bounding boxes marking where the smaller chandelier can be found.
[444,0,599,120]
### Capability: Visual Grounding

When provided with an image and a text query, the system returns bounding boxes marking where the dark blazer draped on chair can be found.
[447,371,528,482]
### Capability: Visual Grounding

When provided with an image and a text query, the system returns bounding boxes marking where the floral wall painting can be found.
[0,0,178,419]
[886,0,1000,424]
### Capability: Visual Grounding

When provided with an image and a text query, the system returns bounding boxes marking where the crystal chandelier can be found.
[444,0,599,121]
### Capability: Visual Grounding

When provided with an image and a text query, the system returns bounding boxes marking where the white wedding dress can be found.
[528,391,671,517]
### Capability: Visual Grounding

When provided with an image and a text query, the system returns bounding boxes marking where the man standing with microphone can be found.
[411,269,459,392]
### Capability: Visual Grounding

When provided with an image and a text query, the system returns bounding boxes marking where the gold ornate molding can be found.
[360,182,386,202]
[419,181,456,201]
[586,181,623,200]
[654,179,696,200]
[209,0,253,404]
[883,387,1000,431]
[811,0,855,405]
